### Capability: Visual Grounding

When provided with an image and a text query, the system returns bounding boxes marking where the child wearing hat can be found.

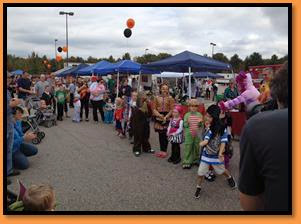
[167,105,184,164]
[194,104,236,199]
[72,94,81,123]
[182,99,203,169]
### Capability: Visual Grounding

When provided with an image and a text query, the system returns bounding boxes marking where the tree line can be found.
[7,51,288,75]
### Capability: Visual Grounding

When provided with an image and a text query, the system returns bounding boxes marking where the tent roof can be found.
[95,60,141,75]
[142,50,232,73]
[54,66,72,75]
[193,72,224,79]
[57,64,89,77]
[77,60,112,75]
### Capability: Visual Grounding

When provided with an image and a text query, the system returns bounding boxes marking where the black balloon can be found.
[123,28,132,38]
[57,47,63,52]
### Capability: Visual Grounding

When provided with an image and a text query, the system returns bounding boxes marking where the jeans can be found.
[7,126,14,175]
[13,143,38,170]
[57,103,64,120]
[80,98,89,119]
[91,100,104,122]
[104,110,114,124]
[69,93,74,108]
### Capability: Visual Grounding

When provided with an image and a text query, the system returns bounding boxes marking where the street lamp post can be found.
[54,39,58,59]
[210,42,216,58]
[145,48,149,55]
[59,11,74,67]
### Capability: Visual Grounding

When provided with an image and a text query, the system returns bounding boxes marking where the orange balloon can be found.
[126,18,135,29]
[63,46,68,52]
[47,64,51,69]
[56,55,62,62]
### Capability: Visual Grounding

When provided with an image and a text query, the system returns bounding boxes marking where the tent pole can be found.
[189,67,191,99]
[116,71,120,97]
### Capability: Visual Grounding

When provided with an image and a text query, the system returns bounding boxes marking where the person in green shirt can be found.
[223,80,239,101]
[55,84,66,121]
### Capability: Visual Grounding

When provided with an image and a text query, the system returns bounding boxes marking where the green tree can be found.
[213,53,229,63]
[229,54,243,72]
[122,52,131,60]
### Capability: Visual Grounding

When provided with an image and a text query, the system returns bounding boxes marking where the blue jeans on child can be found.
[13,143,38,170]
[104,110,114,124]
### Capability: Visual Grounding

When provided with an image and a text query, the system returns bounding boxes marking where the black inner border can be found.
[3,2,292,216]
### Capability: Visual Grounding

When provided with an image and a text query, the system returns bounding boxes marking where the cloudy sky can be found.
[7,7,288,60]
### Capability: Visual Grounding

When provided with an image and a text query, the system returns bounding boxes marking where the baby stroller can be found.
[21,113,45,145]
[35,106,57,128]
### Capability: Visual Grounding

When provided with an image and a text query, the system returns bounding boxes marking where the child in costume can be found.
[104,98,114,124]
[152,84,175,158]
[182,99,203,169]
[219,71,260,113]
[131,92,154,156]
[72,94,81,123]
[167,105,184,164]
[195,105,236,199]
[114,97,124,137]
[127,91,138,143]
[55,83,66,121]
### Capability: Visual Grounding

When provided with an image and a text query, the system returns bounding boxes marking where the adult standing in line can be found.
[152,83,175,158]
[107,76,116,102]
[47,73,56,113]
[78,80,90,122]
[69,78,76,108]
[224,79,239,101]
[17,72,34,100]
[89,76,106,123]
[212,80,218,102]
[239,62,289,211]
[35,74,49,98]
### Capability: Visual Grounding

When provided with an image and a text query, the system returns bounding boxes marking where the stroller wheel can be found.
[32,138,41,145]
[38,132,45,139]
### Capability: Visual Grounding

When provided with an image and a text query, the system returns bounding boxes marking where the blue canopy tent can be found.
[57,63,89,77]
[11,69,23,76]
[142,50,231,98]
[96,60,159,96]
[193,72,224,79]
[77,60,112,76]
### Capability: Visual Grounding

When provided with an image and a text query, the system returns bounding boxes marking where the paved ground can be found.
[8,100,241,211]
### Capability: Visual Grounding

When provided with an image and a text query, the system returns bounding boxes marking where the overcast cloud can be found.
[7,7,288,60]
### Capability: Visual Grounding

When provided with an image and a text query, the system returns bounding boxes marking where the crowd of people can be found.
[6,61,289,211]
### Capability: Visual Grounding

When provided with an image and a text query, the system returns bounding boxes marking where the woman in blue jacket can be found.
[13,106,38,170]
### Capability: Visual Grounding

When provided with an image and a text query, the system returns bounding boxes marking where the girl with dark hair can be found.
[194,104,236,199]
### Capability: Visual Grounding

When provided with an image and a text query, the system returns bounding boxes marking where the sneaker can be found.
[194,187,201,199]
[227,176,237,189]
[205,173,215,182]
[134,151,140,157]
[85,118,89,122]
